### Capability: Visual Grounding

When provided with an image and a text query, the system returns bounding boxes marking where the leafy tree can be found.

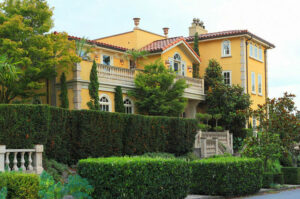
[75,37,94,61]
[242,131,283,171]
[192,32,200,78]
[59,72,68,109]
[128,61,187,116]
[0,0,79,103]
[204,59,224,91]
[114,86,125,113]
[87,60,100,110]
[124,50,149,69]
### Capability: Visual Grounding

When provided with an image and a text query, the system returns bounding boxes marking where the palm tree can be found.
[75,37,95,61]
[124,49,149,69]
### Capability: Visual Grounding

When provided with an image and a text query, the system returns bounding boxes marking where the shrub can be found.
[43,159,69,182]
[78,157,191,199]
[140,152,175,159]
[282,167,300,184]
[190,157,263,196]
[274,173,284,184]
[0,187,7,199]
[262,172,274,188]
[178,152,199,161]
[214,126,223,132]
[0,172,39,199]
[280,153,293,167]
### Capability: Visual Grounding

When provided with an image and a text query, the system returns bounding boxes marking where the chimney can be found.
[163,27,169,38]
[189,18,208,36]
[133,18,140,29]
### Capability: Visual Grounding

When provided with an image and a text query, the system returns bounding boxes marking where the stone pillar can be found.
[230,133,233,154]
[200,138,207,158]
[213,138,219,155]
[240,38,247,93]
[226,130,230,148]
[34,145,44,175]
[185,99,199,118]
[73,63,82,110]
[0,145,6,172]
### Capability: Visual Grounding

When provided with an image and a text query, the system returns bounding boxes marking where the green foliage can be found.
[78,157,191,199]
[280,153,293,167]
[214,126,223,132]
[266,159,282,174]
[0,187,7,199]
[262,172,274,188]
[87,60,100,110]
[0,105,197,165]
[197,123,210,131]
[114,86,125,113]
[233,137,244,152]
[208,152,232,159]
[0,1,79,102]
[242,132,283,171]
[204,59,223,90]
[192,32,200,78]
[75,37,94,61]
[59,72,69,109]
[190,157,263,196]
[274,173,284,185]
[282,167,300,184]
[124,49,149,69]
[213,113,222,127]
[0,172,39,199]
[178,152,199,161]
[128,61,188,116]
[39,171,93,199]
[140,152,175,159]
[43,159,69,182]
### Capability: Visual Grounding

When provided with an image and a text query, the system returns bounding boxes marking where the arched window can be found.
[123,98,134,114]
[99,94,111,112]
[173,53,181,73]
[169,53,186,76]
[222,40,231,57]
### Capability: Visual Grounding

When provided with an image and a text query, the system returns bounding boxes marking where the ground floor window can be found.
[222,71,232,86]
[99,95,111,112]
[124,98,134,114]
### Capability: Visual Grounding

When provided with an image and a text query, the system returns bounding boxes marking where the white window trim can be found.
[222,70,232,86]
[101,54,114,66]
[221,40,231,57]
[251,72,256,94]
[123,97,134,114]
[258,74,263,96]
[249,44,264,63]
[99,94,112,112]
[169,53,187,77]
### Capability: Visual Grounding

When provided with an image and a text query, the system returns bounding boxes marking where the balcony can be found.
[97,64,205,100]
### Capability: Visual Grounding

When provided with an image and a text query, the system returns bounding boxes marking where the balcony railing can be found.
[97,64,204,100]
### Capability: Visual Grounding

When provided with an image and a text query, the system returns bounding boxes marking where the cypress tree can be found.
[87,60,100,110]
[114,86,125,113]
[193,32,200,78]
[59,72,69,108]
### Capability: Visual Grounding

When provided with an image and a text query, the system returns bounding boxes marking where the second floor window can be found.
[222,40,231,57]
[222,71,232,86]
[258,74,262,95]
[250,44,253,57]
[102,55,112,65]
[259,47,263,61]
[251,72,256,94]
[169,53,186,76]
[254,45,258,58]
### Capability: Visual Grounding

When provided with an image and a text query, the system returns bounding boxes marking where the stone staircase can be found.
[194,130,233,158]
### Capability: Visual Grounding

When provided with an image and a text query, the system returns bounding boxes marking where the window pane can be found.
[103,55,111,65]
[250,44,253,57]
[254,46,258,58]
[259,48,262,60]
[251,73,255,92]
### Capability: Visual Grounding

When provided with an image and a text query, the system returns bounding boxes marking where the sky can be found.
[48,0,300,109]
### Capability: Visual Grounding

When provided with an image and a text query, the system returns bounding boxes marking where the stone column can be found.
[73,63,82,110]
[200,138,207,158]
[213,137,219,155]
[34,145,44,175]
[184,99,200,118]
[0,145,6,172]
[240,38,247,93]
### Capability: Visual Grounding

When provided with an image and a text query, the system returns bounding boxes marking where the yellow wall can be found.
[96,29,165,49]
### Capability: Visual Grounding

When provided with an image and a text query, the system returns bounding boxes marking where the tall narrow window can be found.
[222,71,232,86]
[250,44,253,57]
[254,45,258,58]
[252,116,257,129]
[258,74,262,95]
[251,72,256,94]
[124,98,134,114]
[173,53,181,73]
[99,95,111,112]
[222,40,231,57]
[259,46,262,61]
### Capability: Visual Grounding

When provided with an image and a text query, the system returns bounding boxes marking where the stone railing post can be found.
[226,130,230,147]
[213,138,219,155]
[34,145,44,174]
[0,145,6,172]
[200,138,207,158]
[230,133,233,153]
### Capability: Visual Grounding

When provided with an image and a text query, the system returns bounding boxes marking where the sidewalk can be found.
[185,185,300,199]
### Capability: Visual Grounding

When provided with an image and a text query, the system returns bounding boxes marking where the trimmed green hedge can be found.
[274,173,284,185]
[0,172,39,199]
[282,167,300,184]
[262,172,274,188]
[190,157,263,196]
[0,105,197,165]
[78,157,191,199]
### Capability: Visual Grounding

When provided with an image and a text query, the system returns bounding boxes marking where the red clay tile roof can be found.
[140,37,201,62]
[185,30,275,48]
[54,32,128,52]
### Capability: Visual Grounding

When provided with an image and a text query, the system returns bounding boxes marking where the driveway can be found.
[242,188,300,199]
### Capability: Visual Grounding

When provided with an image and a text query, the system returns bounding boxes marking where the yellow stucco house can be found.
[50,18,274,121]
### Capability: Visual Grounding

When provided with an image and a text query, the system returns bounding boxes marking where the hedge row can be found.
[78,157,191,199]
[0,172,39,199]
[0,105,197,165]
[190,157,263,196]
[282,167,300,184]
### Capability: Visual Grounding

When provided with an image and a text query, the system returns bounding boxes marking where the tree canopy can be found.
[0,0,79,103]
[128,61,188,116]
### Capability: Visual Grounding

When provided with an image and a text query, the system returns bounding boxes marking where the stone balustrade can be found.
[97,64,205,100]
[0,145,44,174]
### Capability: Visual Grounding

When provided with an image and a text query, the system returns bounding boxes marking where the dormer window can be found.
[222,40,231,57]
[169,53,186,76]
[173,53,181,73]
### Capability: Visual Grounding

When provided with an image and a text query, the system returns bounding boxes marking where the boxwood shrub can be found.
[273,173,284,185]
[282,167,300,184]
[190,157,263,196]
[0,105,197,165]
[262,172,274,188]
[0,172,39,199]
[78,157,191,199]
